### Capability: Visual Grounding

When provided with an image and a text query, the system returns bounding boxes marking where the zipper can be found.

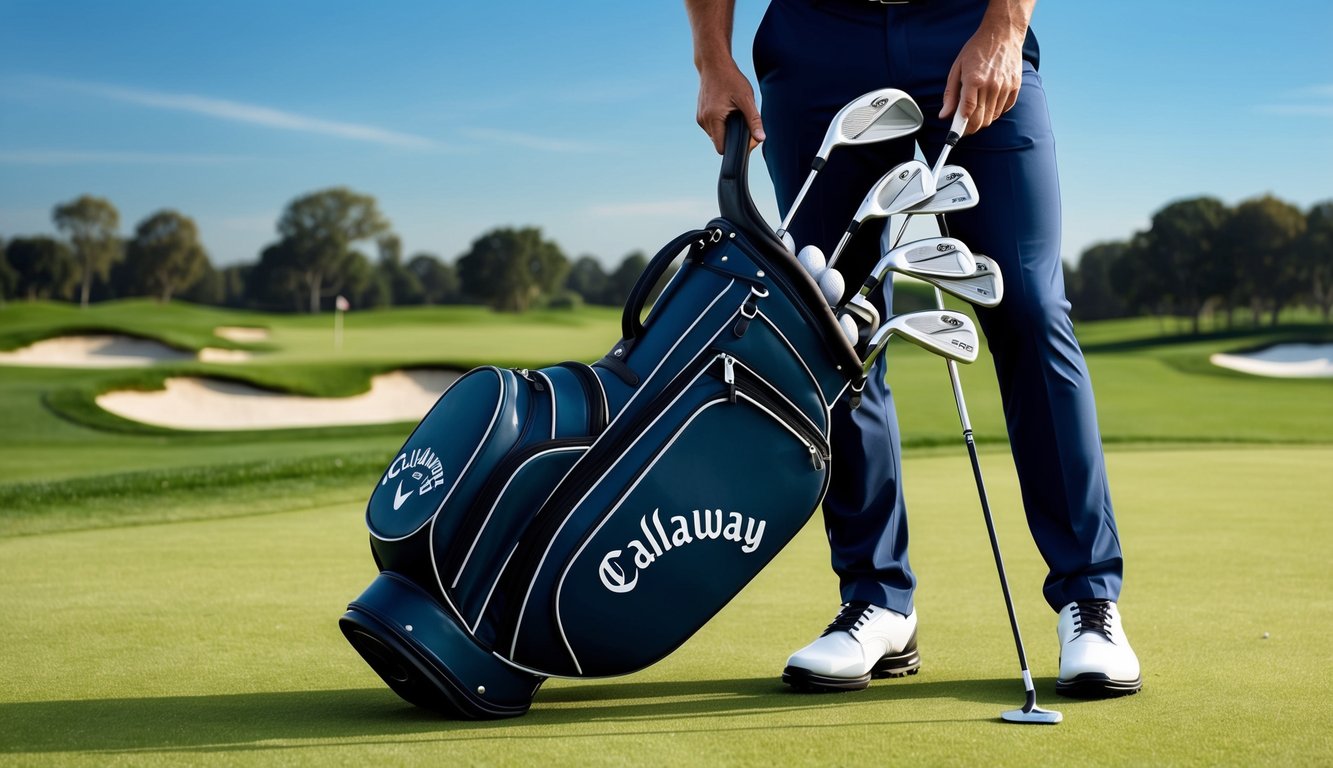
[722,354,829,471]
[556,361,608,434]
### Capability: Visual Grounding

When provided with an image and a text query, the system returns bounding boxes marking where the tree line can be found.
[6,188,1330,327]
[0,187,650,313]
[1065,195,1333,330]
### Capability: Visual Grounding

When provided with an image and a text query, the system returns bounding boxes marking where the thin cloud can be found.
[1258,83,1333,118]
[461,127,606,154]
[32,77,441,150]
[0,149,249,165]
[585,198,714,218]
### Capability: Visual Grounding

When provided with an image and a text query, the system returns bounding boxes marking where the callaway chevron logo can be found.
[598,508,767,594]
[380,446,446,511]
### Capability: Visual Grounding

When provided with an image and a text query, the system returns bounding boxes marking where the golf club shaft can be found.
[777,167,820,239]
[931,214,1038,706]
[931,110,969,181]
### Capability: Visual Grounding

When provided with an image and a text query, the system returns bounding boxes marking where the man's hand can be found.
[686,0,765,154]
[940,0,1035,135]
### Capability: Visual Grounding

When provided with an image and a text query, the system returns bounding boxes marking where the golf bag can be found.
[339,114,864,718]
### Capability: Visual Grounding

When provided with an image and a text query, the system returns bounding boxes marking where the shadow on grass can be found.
[2,676,1073,754]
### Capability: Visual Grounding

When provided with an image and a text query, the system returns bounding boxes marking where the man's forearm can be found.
[685,0,738,73]
[981,0,1036,39]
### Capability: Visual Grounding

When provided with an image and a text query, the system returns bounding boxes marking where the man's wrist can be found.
[980,0,1034,40]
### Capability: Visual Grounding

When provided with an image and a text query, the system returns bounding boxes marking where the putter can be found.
[776,88,924,245]
[859,309,979,375]
[924,124,1062,725]
[824,160,935,270]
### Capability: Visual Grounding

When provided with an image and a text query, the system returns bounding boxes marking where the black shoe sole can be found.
[782,646,921,693]
[1055,672,1142,699]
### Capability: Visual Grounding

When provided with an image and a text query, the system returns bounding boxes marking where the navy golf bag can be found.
[339,114,865,718]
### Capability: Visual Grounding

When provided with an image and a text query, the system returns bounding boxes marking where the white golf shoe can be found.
[782,601,920,692]
[1055,600,1142,698]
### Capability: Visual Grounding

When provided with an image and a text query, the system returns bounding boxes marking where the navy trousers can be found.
[754,0,1124,613]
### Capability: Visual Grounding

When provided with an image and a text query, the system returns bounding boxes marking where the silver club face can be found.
[861,309,979,374]
[903,165,979,215]
[876,237,976,281]
[820,89,924,158]
[929,253,1004,308]
[863,160,934,219]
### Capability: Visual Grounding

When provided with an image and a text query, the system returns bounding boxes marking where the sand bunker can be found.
[1210,343,1333,378]
[96,370,459,430]
[0,334,255,367]
[214,326,269,343]
[0,335,195,367]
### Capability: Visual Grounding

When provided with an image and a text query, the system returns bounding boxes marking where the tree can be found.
[123,210,210,302]
[5,236,77,300]
[274,187,391,312]
[0,235,14,304]
[606,251,648,307]
[565,255,610,304]
[457,227,569,312]
[1067,241,1130,321]
[376,234,423,305]
[1303,200,1333,322]
[53,195,120,307]
[406,252,459,305]
[249,241,306,311]
[1134,197,1230,333]
[1222,195,1306,325]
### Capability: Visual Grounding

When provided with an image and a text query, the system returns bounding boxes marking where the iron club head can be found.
[861,309,979,374]
[826,160,935,270]
[902,164,979,216]
[928,253,1004,308]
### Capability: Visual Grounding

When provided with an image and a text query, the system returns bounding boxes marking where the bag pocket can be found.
[496,353,830,676]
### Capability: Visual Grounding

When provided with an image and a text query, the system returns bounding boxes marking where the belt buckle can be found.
[871,0,914,4]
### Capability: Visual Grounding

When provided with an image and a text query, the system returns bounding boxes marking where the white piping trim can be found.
[450,445,586,591]
[370,367,507,543]
[535,369,557,439]
[552,390,827,674]
[754,309,832,422]
[728,357,826,447]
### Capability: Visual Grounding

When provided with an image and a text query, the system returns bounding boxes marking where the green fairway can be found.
[1,447,1329,765]
[1,300,1330,765]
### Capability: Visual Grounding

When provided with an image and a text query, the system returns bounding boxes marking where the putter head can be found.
[1001,705,1063,725]
[817,89,924,159]
[861,309,979,374]
[930,253,1003,308]
[904,164,979,215]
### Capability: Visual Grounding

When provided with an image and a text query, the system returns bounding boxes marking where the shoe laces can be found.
[822,601,874,637]
[1071,599,1114,642]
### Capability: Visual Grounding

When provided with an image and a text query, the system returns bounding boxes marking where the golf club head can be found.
[1000,706,1063,725]
[842,294,880,336]
[903,165,979,215]
[929,253,1004,308]
[816,89,924,160]
[861,309,978,374]
[874,236,977,283]
[861,160,935,221]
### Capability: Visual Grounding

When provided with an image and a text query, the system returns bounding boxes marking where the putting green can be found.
[2,446,1328,766]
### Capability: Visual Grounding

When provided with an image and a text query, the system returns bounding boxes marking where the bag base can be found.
[340,571,543,719]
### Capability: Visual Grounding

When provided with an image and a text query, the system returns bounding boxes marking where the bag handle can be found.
[620,227,710,341]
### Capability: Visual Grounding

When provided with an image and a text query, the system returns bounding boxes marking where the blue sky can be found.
[1,1,1330,269]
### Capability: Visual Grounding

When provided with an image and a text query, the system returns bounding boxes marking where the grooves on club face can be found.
[931,253,1004,308]
[861,309,978,374]
[903,165,978,216]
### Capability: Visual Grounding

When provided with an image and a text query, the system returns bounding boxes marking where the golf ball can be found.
[780,231,795,253]
[818,268,846,306]
[797,245,826,279]
[838,314,859,345]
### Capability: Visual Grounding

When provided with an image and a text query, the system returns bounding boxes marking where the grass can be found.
[0,299,1330,764]
[1,446,1329,765]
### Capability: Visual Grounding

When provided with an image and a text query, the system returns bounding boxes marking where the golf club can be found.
[930,109,969,181]
[884,164,980,249]
[926,127,1062,725]
[839,236,976,335]
[776,89,924,245]
[859,309,978,375]
[824,160,935,270]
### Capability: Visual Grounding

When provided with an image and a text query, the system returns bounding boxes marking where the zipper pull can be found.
[722,355,736,403]
[515,368,545,391]
[808,444,826,472]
